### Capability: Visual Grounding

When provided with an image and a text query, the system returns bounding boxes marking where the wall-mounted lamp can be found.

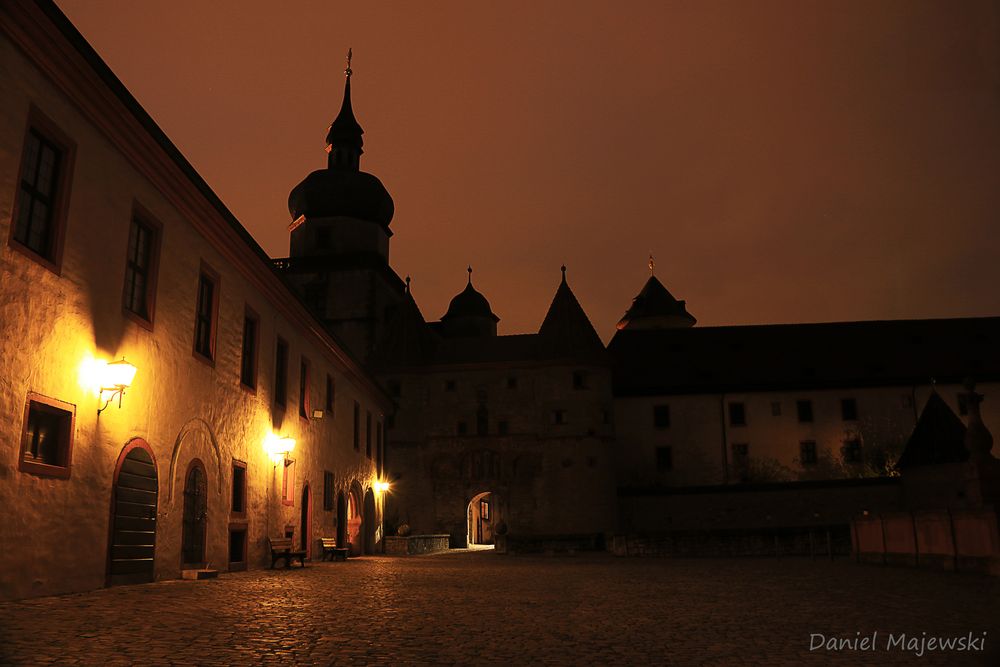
[97,357,138,415]
[374,481,390,494]
[264,433,296,465]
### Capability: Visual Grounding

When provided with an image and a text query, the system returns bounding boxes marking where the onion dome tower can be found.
[287,49,395,258]
[278,50,406,361]
[440,267,499,338]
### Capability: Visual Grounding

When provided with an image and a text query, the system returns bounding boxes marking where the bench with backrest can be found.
[320,537,349,562]
[268,537,307,569]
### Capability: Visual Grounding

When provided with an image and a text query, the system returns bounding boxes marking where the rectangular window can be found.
[10,113,75,271]
[843,439,863,464]
[299,357,310,419]
[325,374,335,415]
[770,401,782,417]
[366,411,372,458]
[323,471,334,511]
[193,267,219,362]
[841,398,858,421]
[653,404,670,429]
[480,500,490,520]
[353,401,360,451]
[552,409,567,425]
[231,461,247,515]
[656,446,673,472]
[797,400,814,423]
[228,525,248,571]
[274,338,289,409]
[800,441,817,466]
[728,402,746,426]
[18,393,75,478]
[240,309,258,390]
[122,213,160,325]
[282,459,295,506]
[572,371,588,390]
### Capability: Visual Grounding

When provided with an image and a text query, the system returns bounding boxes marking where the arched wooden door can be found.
[181,461,208,567]
[108,441,158,586]
[300,484,311,558]
[336,493,347,547]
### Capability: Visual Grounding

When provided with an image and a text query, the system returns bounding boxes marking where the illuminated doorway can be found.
[346,486,362,556]
[467,491,496,548]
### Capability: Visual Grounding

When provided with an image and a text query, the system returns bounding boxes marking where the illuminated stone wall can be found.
[0,2,387,601]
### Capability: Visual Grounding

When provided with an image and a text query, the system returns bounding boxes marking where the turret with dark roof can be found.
[287,51,394,229]
[617,275,696,330]
[896,391,969,470]
[438,267,499,338]
[538,266,606,360]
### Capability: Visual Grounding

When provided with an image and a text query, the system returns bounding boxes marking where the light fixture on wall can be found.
[264,433,296,464]
[97,357,138,415]
[374,480,390,494]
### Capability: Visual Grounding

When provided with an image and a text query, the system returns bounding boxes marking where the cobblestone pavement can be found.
[0,552,998,666]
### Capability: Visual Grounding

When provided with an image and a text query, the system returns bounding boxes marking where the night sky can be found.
[57,0,1000,341]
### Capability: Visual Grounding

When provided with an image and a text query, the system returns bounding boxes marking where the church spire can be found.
[326,48,364,170]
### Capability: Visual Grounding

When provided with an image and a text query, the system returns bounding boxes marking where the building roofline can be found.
[3,0,391,409]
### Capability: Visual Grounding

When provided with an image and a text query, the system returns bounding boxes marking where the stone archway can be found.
[467,490,498,548]
[336,492,348,548]
[346,484,363,556]
[363,487,377,554]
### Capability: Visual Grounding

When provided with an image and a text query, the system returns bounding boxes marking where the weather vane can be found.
[649,254,655,276]
[345,48,353,77]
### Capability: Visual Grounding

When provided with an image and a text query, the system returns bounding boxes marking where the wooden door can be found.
[109,444,158,586]
[181,463,207,567]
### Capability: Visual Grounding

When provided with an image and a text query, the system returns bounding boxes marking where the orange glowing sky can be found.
[57,0,1000,341]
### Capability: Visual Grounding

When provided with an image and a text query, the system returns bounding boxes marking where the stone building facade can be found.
[2,0,998,600]
[0,0,388,600]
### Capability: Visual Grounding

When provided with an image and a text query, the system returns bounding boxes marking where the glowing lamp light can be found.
[264,433,296,464]
[97,357,138,415]
[374,481,390,494]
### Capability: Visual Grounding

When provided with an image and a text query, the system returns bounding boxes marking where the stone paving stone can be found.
[0,553,998,665]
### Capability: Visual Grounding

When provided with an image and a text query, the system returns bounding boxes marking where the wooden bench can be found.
[268,537,306,569]
[320,537,349,562]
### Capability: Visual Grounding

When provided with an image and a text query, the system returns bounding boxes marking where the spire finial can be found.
[649,254,655,276]
[560,265,567,283]
[467,265,473,285]
[405,275,411,293]
[345,48,353,78]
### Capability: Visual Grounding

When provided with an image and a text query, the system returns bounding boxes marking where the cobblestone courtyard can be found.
[0,551,997,666]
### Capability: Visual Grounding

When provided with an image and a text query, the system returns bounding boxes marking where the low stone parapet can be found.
[384,534,451,556]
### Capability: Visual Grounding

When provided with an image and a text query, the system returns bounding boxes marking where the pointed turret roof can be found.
[896,391,969,470]
[617,275,696,330]
[325,49,364,154]
[538,267,605,359]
